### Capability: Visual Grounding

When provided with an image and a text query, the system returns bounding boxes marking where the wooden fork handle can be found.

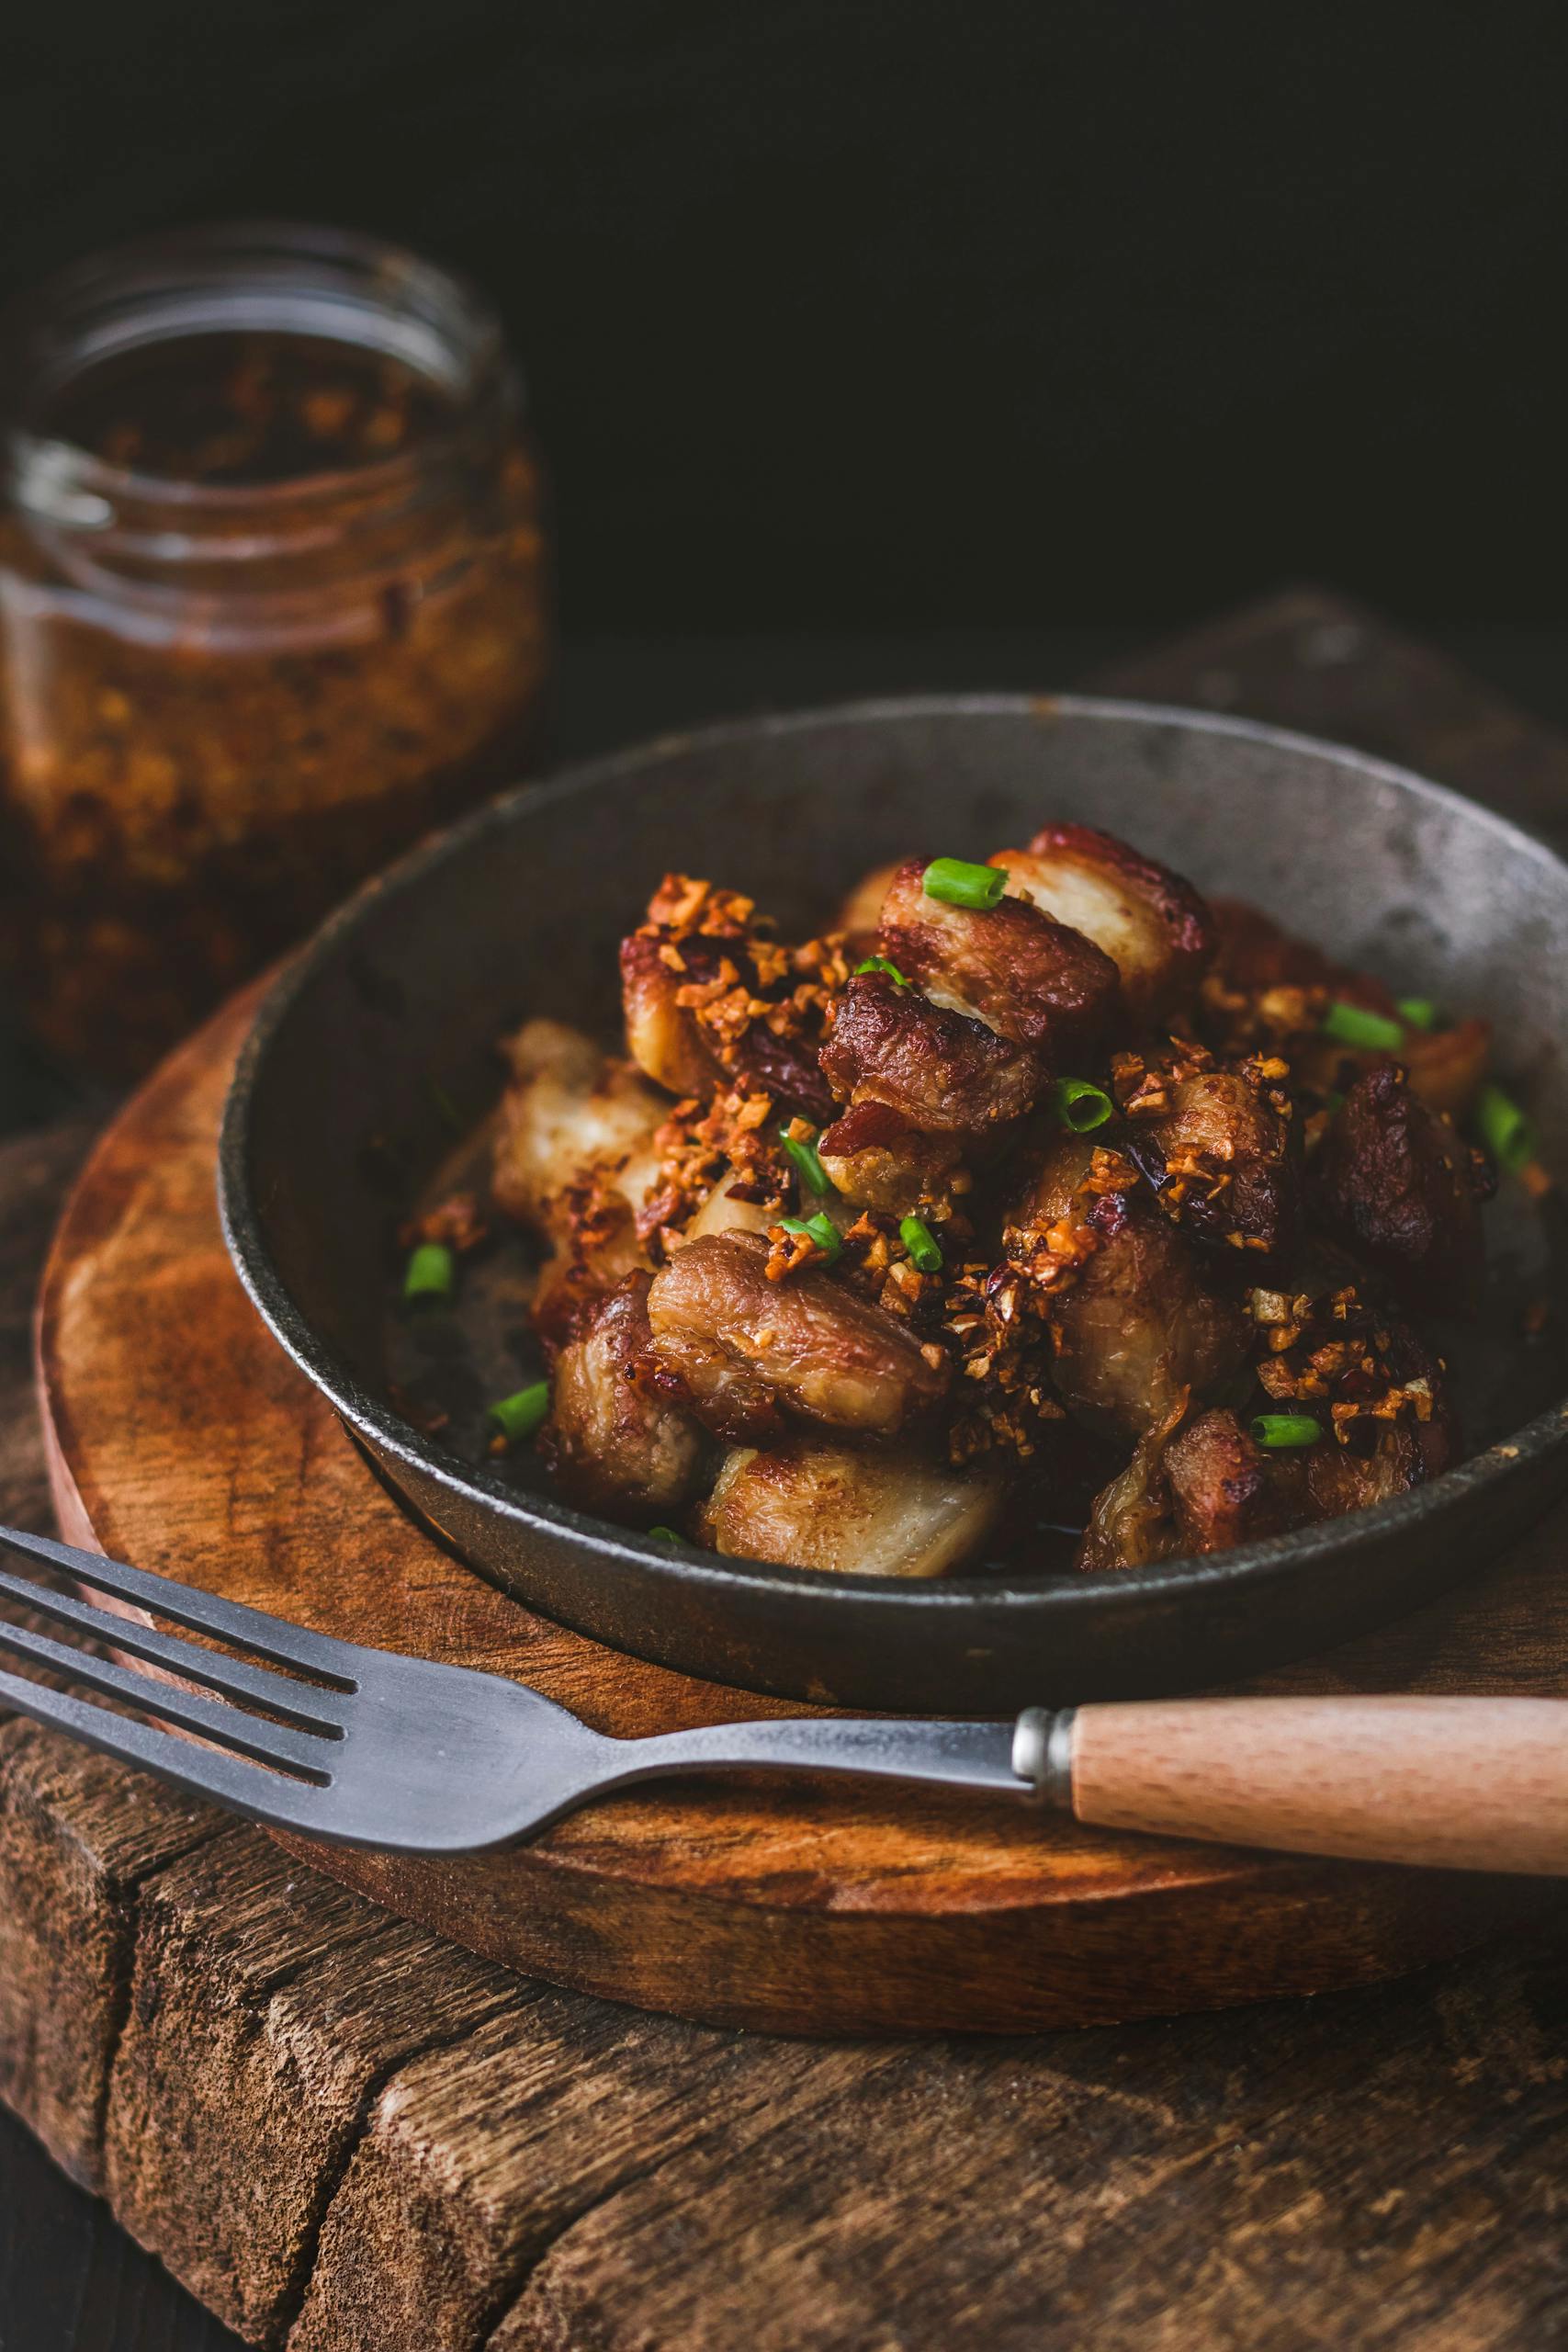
[1015,1696,1568,1875]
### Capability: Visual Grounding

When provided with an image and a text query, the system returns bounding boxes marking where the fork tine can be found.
[0,1525,359,1685]
[0,1563,348,1733]
[0,1662,338,1837]
[0,1616,336,1777]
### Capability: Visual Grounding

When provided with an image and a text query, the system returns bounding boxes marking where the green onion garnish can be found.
[1324,1090,1347,1114]
[779,1125,830,1194]
[1050,1077,1113,1133]
[899,1214,944,1272]
[854,955,910,987]
[648,1525,681,1543]
[1322,1000,1404,1052]
[777,1212,841,1261]
[1250,1414,1323,1450]
[1396,997,1438,1032]
[921,856,1006,911]
[488,1380,551,1445]
[1475,1081,1539,1172]
[403,1241,455,1306]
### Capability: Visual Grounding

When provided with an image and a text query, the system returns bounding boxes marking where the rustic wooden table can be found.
[4,592,1568,2352]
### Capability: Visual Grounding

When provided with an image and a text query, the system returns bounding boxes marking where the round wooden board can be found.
[33,984,1568,2034]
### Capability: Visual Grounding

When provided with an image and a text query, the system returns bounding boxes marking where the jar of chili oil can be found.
[0,220,551,1076]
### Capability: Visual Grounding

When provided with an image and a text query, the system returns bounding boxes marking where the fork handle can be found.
[1016,1696,1568,1875]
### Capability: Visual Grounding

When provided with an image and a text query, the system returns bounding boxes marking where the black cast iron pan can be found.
[219,696,1568,1711]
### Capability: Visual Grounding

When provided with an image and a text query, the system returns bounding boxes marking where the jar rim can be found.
[0,217,524,526]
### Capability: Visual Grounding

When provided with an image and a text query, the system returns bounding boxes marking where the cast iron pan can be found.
[219,696,1568,1711]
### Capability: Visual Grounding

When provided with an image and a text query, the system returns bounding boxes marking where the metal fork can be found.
[4,1522,1566,1872]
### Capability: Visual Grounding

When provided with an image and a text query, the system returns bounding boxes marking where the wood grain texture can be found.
[1071,1695,1568,1873]
[6,598,1568,2352]
[31,975,1568,2036]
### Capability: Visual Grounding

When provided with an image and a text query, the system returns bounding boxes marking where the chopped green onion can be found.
[403,1241,455,1305]
[1050,1077,1113,1133]
[488,1380,551,1445]
[648,1525,681,1543]
[899,1214,944,1272]
[1322,1000,1404,1052]
[1250,1413,1323,1450]
[779,1125,830,1194]
[1324,1090,1347,1114]
[1475,1081,1539,1172]
[854,955,910,987]
[1396,997,1438,1032]
[921,856,1006,911]
[776,1211,841,1261]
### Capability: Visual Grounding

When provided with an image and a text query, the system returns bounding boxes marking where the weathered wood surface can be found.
[4,592,1568,2348]
[35,971,1568,2038]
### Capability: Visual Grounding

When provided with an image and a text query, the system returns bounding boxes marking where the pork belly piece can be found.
[819,971,1041,1133]
[543,1275,705,1521]
[1077,1404,1303,1570]
[1075,1424,1185,1572]
[994,825,1214,1021]
[874,855,1120,1063]
[1120,1057,1302,1258]
[834,856,903,954]
[698,1439,1003,1577]
[1316,1064,1492,1316]
[1164,1408,1302,1552]
[817,1100,963,1213]
[645,1229,950,1443]
[620,877,839,1120]
[1018,1137,1247,1438]
[493,1018,667,1241]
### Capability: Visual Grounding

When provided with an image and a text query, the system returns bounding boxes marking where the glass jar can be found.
[0,220,550,1077]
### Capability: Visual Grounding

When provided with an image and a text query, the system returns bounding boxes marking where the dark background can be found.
[3,0,1566,641]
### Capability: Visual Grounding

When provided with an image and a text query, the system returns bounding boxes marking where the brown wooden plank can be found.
[102,1833,528,2346]
[497,1914,1568,2352]
[0,1722,219,2191]
[289,2007,889,2352]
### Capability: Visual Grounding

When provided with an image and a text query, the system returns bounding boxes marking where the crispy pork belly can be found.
[819,971,1041,1133]
[1126,1064,1302,1257]
[817,1101,962,1212]
[1165,1408,1301,1552]
[874,856,1120,1062]
[645,1230,950,1443]
[1019,1138,1247,1438]
[677,1172,774,1244]
[620,884,839,1120]
[619,929,723,1098]
[994,825,1214,1020]
[834,857,903,953]
[1317,1064,1491,1315]
[544,1275,705,1521]
[698,1440,1002,1577]
[1075,1425,1184,1572]
[1210,897,1348,998]
[1399,1017,1491,1121]
[493,1019,667,1241]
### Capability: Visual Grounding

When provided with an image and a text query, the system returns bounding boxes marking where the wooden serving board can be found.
[32,874,1568,2038]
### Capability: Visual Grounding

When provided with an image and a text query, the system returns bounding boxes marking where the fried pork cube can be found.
[1121,1058,1302,1258]
[493,1019,667,1242]
[644,1230,950,1443]
[874,855,1121,1062]
[543,1275,705,1521]
[1018,1137,1247,1438]
[834,856,903,954]
[1317,1064,1492,1316]
[620,877,838,1120]
[993,825,1214,1021]
[817,1100,963,1212]
[819,970,1042,1133]
[1077,1404,1303,1570]
[698,1439,1003,1577]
